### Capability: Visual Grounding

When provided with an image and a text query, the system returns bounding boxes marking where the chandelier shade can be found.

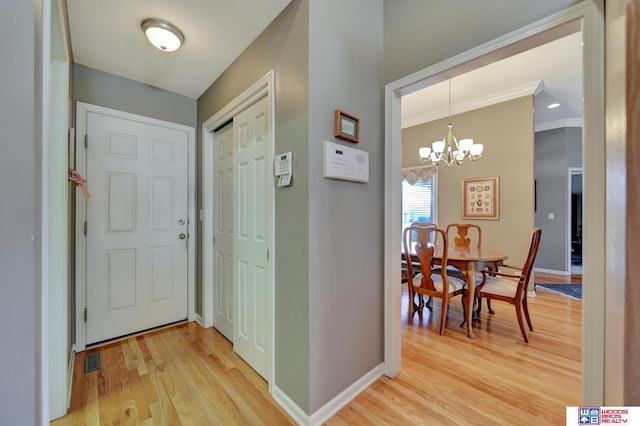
[419,81,483,168]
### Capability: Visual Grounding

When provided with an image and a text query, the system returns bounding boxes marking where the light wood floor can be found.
[54,274,581,425]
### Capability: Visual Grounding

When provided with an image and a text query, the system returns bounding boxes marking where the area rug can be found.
[535,283,582,300]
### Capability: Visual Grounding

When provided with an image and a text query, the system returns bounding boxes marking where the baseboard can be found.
[195,313,205,328]
[271,386,309,425]
[66,344,76,410]
[309,364,384,425]
[272,363,384,426]
[535,267,570,276]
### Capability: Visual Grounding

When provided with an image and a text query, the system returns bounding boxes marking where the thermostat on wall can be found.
[323,140,369,183]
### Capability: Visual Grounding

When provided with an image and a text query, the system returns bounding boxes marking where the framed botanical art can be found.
[462,176,499,220]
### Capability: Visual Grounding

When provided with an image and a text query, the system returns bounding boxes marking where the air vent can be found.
[84,352,101,373]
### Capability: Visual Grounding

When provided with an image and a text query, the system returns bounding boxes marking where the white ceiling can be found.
[66,0,292,99]
[65,2,582,120]
[401,31,583,130]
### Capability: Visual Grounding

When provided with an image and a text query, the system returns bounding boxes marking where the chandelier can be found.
[419,80,483,168]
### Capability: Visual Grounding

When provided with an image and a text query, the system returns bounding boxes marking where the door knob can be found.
[179,233,187,240]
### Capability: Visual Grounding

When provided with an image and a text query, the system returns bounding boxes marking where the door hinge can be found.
[83,221,88,236]
[83,308,87,322]
[84,134,88,149]
[267,249,270,261]
[213,237,216,245]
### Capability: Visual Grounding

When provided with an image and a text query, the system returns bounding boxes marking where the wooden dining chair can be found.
[445,223,482,249]
[403,224,467,335]
[402,222,437,283]
[474,228,542,343]
[445,223,489,313]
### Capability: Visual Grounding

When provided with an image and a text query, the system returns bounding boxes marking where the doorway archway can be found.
[383,1,605,403]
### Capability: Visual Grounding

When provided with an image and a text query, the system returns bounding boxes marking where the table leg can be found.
[464,265,476,339]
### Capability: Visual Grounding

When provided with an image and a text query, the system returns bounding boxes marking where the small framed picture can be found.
[462,176,500,220]
[334,110,360,143]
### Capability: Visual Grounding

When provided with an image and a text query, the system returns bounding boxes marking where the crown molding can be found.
[402,80,545,129]
[534,118,583,132]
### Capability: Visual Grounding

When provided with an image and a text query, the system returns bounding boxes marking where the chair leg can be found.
[475,297,482,315]
[439,297,449,335]
[515,302,529,343]
[523,297,534,331]
[460,293,468,327]
[487,299,494,314]
[417,294,424,319]
[408,287,417,320]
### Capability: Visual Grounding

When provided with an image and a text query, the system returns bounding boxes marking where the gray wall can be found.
[383,0,583,84]
[307,0,384,412]
[198,0,312,412]
[534,127,582,271]
[0,2,41,424]
[197,0,384,414]
[73,64,197,127]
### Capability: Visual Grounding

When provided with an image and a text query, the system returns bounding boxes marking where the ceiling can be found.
[66,0,292,99]
[401,31,583,130]
[66,2,581,120]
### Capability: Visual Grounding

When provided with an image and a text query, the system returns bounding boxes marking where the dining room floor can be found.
[327,282,581,425]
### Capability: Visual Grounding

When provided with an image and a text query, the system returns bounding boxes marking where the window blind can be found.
[401,177,435,233]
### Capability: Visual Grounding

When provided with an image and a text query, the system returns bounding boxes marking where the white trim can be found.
[194,313,205,328]
[309,364,383,426]
[74,124,87,352]
[74,102,196,352]
[271,386,309,426]
[603,0,626,405]
[580,1,605,404]
[402,80,545,129]
[66,344,75,410]
[202,71,276,387]
[535,267,570,276]
[384,0,604,403]
[383,84,403,377]
[48,0,71,419]
[272,364,384,426]
[535,118,583,132]
[40,0,53,422]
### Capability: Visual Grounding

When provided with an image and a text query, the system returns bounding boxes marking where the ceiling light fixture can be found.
[547,103,560,109]
[419,80,483,168]
[141,18,184,52]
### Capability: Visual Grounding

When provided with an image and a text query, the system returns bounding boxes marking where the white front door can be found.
[84,110,189,345]
[233,96,271,379]
[212,124,234,340]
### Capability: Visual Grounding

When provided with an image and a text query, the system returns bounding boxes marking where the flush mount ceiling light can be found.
[547,102,561,109]
[141,18,184,52]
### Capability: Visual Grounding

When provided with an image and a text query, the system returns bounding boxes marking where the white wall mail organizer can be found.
[323,140,369,183]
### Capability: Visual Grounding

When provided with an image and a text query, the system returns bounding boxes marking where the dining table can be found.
[404,245,508,339]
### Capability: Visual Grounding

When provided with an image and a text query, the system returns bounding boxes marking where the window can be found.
[401,175,436,234]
